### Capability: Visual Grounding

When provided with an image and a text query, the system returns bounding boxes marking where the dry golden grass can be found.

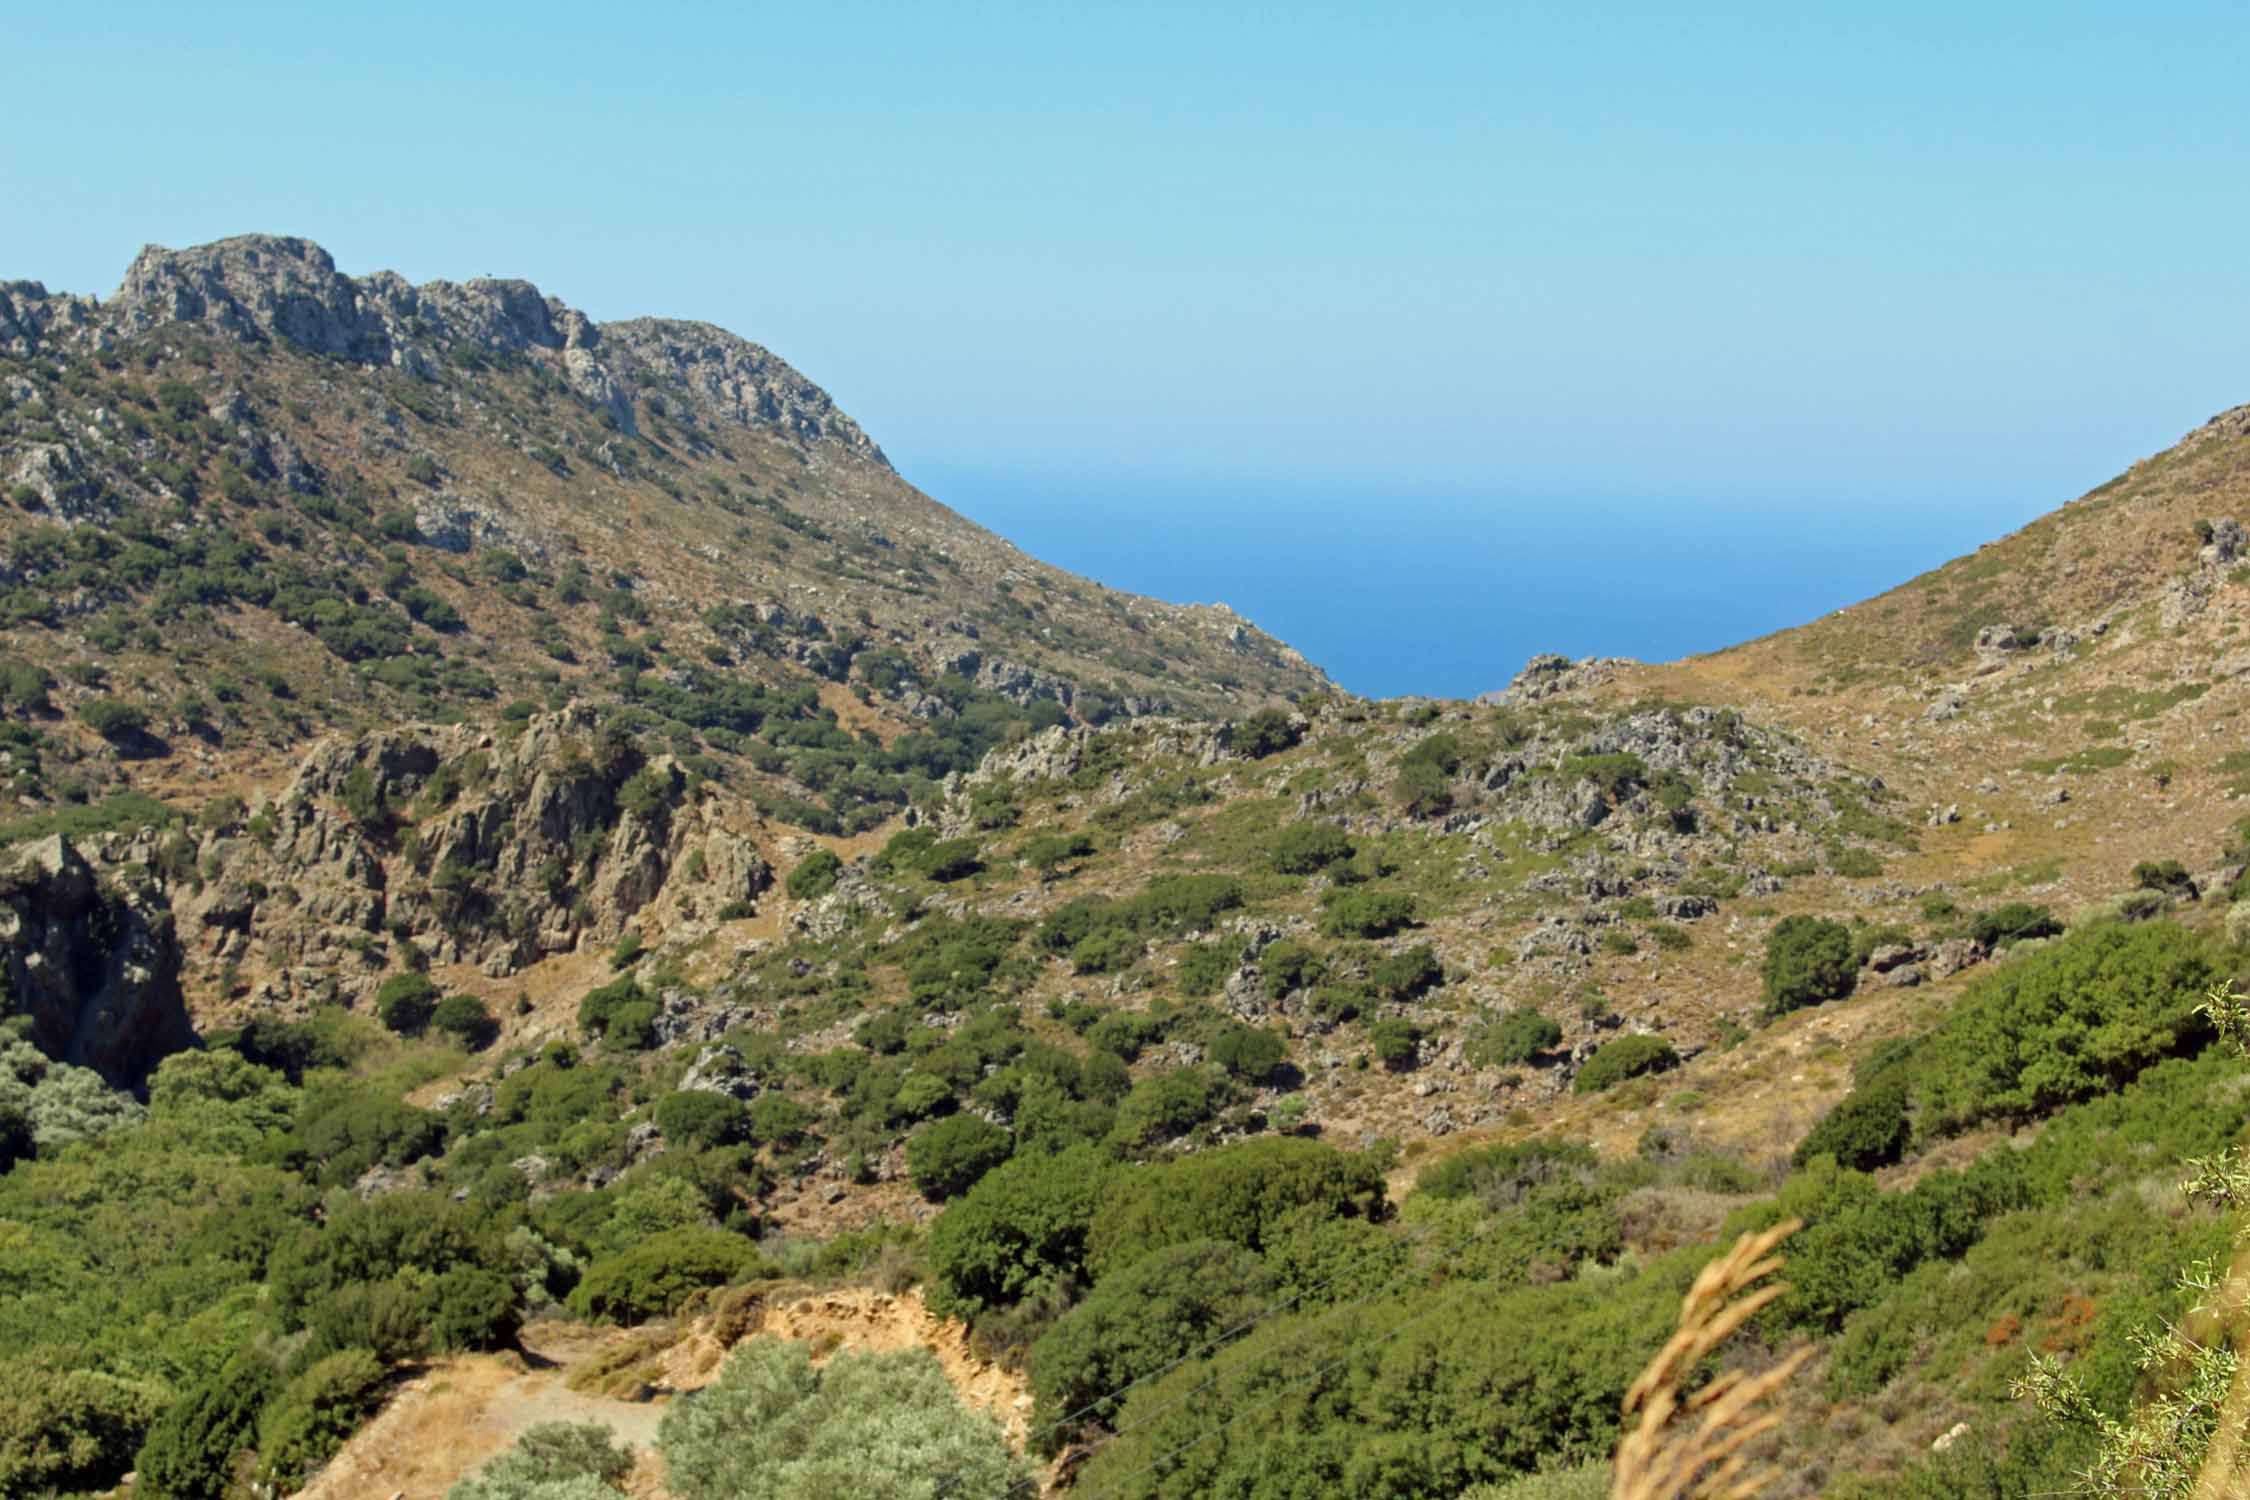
[1612,1218,1814,1500]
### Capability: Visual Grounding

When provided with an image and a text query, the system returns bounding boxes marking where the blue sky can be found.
[6,3,2246,694]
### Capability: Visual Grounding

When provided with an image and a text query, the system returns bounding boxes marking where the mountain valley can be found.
[5,237,2250,1500]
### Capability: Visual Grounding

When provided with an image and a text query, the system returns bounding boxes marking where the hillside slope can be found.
[0,235,1323,828]
[6,241,2250,1500]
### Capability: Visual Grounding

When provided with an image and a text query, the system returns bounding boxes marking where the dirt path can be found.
[296,1326,673,1500]
[296,1289,1032,1499]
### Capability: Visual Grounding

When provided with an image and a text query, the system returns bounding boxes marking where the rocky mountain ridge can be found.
[6,235,885,463]
[0,235,1325,772]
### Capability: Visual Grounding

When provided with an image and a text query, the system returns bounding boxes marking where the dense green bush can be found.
[1086,1136,1386,1280]
[1322,888,1416,938]
[1468,1008,1561,1067]
[1028,1238,1273,1451]
[1224,708,1304,758]
[0,1363,159,1498]
[1260,938,1327,997]
[1571,1035,1678,1094]
[1370,944,1442,1000]
[256,1347,388,1491]
[908,1114,1014,1201]
[281,1084,445,1188]
[1068,925,1143,975]
[1074,1257,1684,1499]
[1106,1069,1220,1153]
[569,1228,768,1323]
[654,1090,748,1149]
[1270,821,1354,874]
[658,1341,1033,1500]
[1760,915,1856,1017]
[430,1264,524,1352]
[1414,1138,1599,1205]
[2131,859,2197,897]
[1913,919,2219,1134]
[577,977,650,1041]
[925,1144,1110,1319]
[1793,1075,1911,1170]
[431,993,497,1049]
[450,1420,636,1500]
[1368,1017,1420,1069]
[77,697,149,742]
[375,972,441,1034]
[1968,901,2061,949]
[1021,831,1095,874]
[135,1349,280,1500]
[1210,1025,1286,1082]
[787,849,843,901]
[919,837,986,883]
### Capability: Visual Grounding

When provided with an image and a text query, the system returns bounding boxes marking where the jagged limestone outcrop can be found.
[176,707,772,1010]
[0,833,193,1085]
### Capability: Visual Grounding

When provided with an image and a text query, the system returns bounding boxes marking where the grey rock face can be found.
[1974,623,2029,658]
[0,836,195,1086]
[1483,653,1636,705]
[84,235,886,465]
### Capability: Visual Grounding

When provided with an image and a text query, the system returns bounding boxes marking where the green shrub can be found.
[1269,822,1354,874]
[569,1228,767,1322]
[1572,1035,1679,1094]
[1086,1135,1386,1280]
[375,972,441,1034]
[401,586,466,631]
[1106,1070,1221,1154]
[615,765,682,820]
[257,1347,388,1490]
[1393,757,1454,818]
[430,1265,523,1352]
[925,1144,1110,1319]
[1210,1025,1286,1082]
[2131,859,2198,898]
[340,765,390,827]
[1414,1138,1598,1205]
[1370,944,1442,999]
[450,1421,636,1500]
[135,1349,280,1500]
[1224,708,1303,758]
[1793,1076,1911,1170]
[1021,832,1095,874]
[918,838,984,882]
[654,1090,749,1149]
[1468,1009,1561,1068]
[1260,939,1327,997]
[787,849,843,901]
[1367,1018,1420,1069]
[430,993,497,1049]
[1914,920,2220,1134]
[577,977,647,1039]
[1027,1238,1273,1451]
[1322,888,1416,938]
[1069,926,1143,975]
[657,1341,1033,1500]
[908,1114,1015,1201]
[77,697,149,742]
[1760,915,1856,1017]
[0,1362,159,1498]
[1968,902,2061,949]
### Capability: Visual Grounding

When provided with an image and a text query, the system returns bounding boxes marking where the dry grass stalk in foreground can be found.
[1612,1218,1813,1500]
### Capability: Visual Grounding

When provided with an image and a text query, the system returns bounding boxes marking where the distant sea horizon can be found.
[923,467,2046,701]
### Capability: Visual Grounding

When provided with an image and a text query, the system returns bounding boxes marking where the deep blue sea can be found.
[924,468,2044,701]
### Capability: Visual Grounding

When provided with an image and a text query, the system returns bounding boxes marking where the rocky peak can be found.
[47,234,888,465]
